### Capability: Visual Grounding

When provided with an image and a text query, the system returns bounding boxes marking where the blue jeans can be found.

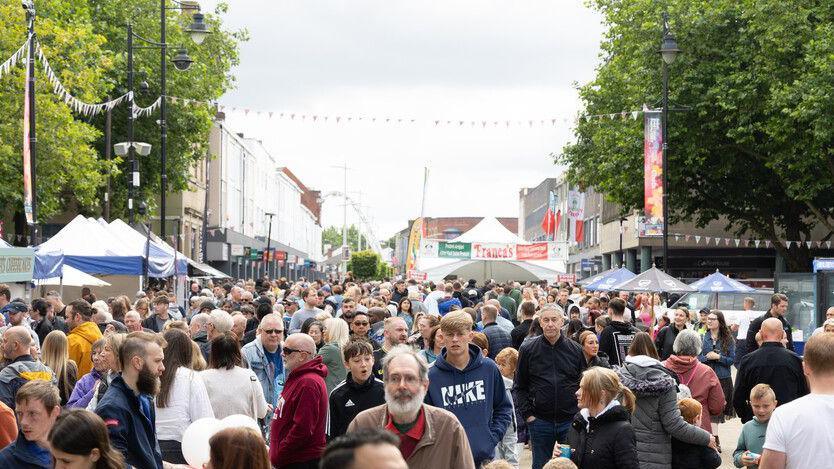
[528,417,571,469]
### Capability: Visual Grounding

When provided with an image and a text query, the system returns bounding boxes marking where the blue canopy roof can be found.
[585,267,637,291]
[689,271,755,293]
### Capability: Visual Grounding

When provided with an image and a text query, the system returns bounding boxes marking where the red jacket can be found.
[269,355,328,467]
[663,355,725,433]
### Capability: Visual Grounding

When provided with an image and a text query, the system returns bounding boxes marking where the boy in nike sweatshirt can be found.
[425,311,513,467]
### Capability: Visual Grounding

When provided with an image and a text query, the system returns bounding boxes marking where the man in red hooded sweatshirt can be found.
[270,333,328,469]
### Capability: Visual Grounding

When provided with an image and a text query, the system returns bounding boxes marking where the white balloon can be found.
[181,417,222,468]
[220,414,261,432]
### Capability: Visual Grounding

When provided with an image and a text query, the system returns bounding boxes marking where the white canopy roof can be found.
[452,217,524,244]
[422,259,563,283]
[35,265,112,287]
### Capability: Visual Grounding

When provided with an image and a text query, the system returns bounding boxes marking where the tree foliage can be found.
[322,224,369,252]
[0,0,244,236]
[559,0,834,271]
[0,1,113,234]
[347,250,383,280]
[88,0,245,221]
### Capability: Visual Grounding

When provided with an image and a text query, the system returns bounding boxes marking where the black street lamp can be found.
[123,1,209,236]
[660,12,680,272]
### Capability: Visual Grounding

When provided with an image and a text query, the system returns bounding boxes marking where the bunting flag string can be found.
[133,96,162,118]
[0,36,30,82]
[666,232,833,250]
[35,40,132,117]
[164,95,645,129]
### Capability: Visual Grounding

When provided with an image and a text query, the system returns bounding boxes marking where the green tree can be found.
[0,1,114,238]
[346,250,381,280]
[87,0,244,222]
[559,0,834,271]
[321,224,368,252]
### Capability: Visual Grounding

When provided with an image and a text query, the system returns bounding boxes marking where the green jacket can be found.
[498,295,518,321]
[317,342,347,394]
[733,416,768,468]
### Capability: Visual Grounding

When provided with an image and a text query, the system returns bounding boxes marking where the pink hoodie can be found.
[663,354,725,433]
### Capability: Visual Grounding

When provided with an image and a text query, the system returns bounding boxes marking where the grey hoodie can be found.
[616,355,711,469]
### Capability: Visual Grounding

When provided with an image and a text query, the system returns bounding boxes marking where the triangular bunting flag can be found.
[734,239,740,247]
[765,240,771,248]
[827,241,832,249]
[786,241,793,249]
[754,240,760,248]
[695,236,701,243]
[806,241,812,249]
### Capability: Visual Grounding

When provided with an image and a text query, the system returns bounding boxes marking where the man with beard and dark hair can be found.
[348,345,475,469]
[96,331,167,469]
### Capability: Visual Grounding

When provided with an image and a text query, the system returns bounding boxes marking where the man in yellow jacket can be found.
[66,299,102,377]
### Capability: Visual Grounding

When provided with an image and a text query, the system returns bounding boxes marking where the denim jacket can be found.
[698,333,735,379]
[242,337,284,418]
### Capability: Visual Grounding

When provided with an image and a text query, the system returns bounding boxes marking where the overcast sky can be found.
[201,0,604,241]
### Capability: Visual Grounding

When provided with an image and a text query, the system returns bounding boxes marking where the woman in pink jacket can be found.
[662,329,725,433]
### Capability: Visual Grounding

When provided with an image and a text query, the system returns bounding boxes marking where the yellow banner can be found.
[405,218,423,273]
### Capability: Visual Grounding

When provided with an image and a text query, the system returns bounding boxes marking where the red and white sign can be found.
[407,270,427,281]
[516,243,548,260]
[557,274,577,284]
[471,243,516,260]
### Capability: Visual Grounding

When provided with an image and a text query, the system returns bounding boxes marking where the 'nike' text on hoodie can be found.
[425,343,513,465]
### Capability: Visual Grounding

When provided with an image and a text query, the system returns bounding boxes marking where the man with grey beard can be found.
[348,345,475,469]
[96,331,166,469]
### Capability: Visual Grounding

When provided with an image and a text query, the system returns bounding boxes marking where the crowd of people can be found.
[0,277,832,469]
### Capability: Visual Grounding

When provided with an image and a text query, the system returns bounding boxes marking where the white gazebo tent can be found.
[418,217,565,283]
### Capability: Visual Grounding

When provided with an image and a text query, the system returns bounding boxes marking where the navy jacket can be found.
[482,322,512,359]
[0,433,51,468]
[96,375,163,469]
[426,343,513,466]
[513,333,586,423]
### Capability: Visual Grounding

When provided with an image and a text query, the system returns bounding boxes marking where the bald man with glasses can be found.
[269,333,328,469]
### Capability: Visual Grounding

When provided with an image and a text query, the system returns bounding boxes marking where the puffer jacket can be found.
[568,403,639,469]
[616,355,711,469]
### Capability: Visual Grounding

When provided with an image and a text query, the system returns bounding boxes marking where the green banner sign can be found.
[438,242,471,259]
[0,248,35,282]
[250,249,262,260]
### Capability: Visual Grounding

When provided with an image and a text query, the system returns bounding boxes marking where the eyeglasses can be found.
[281,346,308,356]
[263,329,284,335]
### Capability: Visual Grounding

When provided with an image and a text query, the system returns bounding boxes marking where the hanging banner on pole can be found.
[405,218,423,272]
[22,41,33,225]
[642,109,664,237]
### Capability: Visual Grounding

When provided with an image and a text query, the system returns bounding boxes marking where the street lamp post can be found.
[23,1,38,241]
[123,4,209,235]
[265,212,275,278]
[660,12,680,272]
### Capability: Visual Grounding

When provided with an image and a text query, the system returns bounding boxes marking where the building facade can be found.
[203,113,322,279]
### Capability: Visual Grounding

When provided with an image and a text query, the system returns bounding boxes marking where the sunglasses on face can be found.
[281,346,308,356]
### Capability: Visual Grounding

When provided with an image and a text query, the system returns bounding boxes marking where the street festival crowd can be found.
[0,276,832,469]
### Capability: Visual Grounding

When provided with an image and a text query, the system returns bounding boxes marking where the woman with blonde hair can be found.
[317,317,350,393]
[41,330,78,406]
[565,367,639,468]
